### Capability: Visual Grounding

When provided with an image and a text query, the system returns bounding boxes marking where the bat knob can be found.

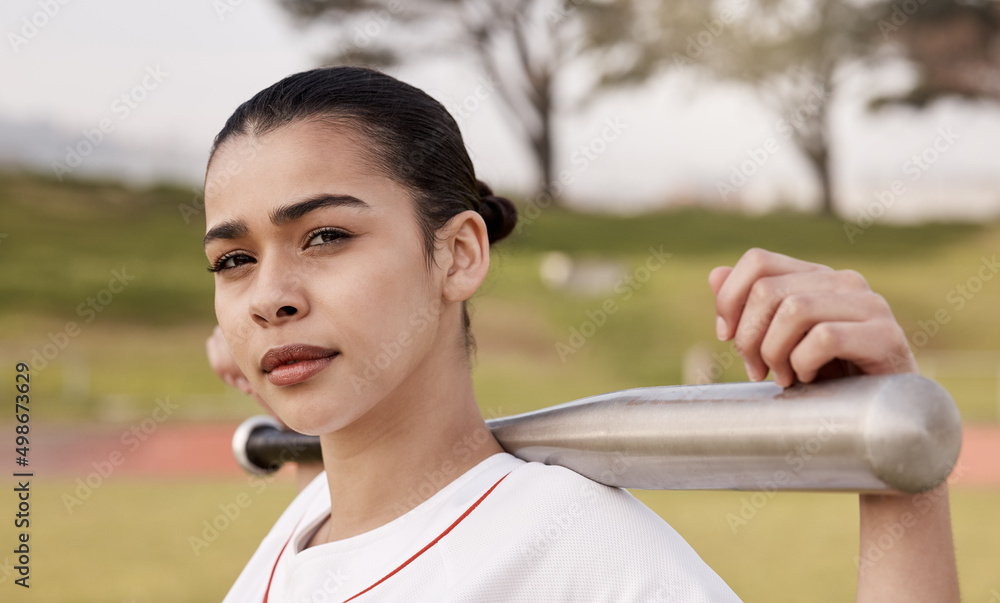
[232,415,283,475]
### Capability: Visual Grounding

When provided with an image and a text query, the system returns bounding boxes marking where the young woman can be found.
[202,66,959,601]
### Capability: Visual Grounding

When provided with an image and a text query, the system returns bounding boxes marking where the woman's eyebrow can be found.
[270,193,371,226]
[204,194,370,248]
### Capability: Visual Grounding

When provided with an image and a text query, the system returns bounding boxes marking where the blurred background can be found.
[1,0,999,600]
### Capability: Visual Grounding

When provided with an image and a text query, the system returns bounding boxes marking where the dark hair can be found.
[208,66,517,252]
[208,66,517,353]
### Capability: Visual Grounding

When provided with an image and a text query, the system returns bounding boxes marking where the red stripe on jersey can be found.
[263,514,306,603]
[263,471,511,603]
[342,471,512,602]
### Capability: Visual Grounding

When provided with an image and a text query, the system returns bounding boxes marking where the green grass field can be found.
[1,170,998,600]
[2,170,999,421]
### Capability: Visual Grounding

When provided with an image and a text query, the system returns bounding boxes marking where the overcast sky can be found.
[3,0,1000,222]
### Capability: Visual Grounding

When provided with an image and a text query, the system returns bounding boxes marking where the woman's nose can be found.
[248,262,308,326]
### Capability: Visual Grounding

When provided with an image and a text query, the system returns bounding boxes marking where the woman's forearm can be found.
[856,483,959,602]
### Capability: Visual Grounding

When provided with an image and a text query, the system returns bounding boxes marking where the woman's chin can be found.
[273,397,359,437]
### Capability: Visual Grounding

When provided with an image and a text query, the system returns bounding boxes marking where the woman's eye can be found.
[208,253,255,273]
[307,228,350,247]
[207,229,349,273]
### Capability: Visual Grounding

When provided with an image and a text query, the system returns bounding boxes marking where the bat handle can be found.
[231,415,322,475]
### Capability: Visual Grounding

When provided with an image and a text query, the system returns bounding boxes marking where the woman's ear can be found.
[436,210,490,303]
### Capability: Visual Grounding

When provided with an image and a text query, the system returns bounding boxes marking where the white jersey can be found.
[223,453,741,602]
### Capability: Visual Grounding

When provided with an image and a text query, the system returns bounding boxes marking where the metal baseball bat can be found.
[232,374,962,493]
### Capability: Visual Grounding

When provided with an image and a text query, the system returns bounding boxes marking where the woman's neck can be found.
[310,354,503,545]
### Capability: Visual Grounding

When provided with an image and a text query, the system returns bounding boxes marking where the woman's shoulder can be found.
[442,457,742,601]
[494,458,693,548]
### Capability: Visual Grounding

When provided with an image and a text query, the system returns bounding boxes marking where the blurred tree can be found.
[275,0,652,205]
[872,0,1000,107]
[597,0,1000,215]
[594,0,891,216]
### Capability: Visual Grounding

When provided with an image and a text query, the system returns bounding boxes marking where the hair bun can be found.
[476,180,518,244]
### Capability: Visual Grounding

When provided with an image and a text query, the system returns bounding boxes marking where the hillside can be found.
[1,170,997,421]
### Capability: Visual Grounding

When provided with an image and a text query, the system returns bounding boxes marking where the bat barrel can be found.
[232,374,962,493]
[490,374,961,493]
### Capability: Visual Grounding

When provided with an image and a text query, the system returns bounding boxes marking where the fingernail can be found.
[716,316,728,341]
[744,361,759,381]
[236,377,251,394]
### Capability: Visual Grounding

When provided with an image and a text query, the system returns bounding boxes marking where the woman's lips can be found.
[265,354,337,386]
[260,344,339,386]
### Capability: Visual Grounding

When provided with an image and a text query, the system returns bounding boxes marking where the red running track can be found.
[19,421,1000,486]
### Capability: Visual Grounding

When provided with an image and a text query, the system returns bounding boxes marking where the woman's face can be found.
[204,120,450,435]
